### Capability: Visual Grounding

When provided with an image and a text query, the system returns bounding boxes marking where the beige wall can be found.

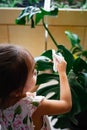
[0,8,87,57]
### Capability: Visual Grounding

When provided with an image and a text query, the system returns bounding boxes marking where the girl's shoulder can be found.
[0,92,45,114]
[21,92,45,109]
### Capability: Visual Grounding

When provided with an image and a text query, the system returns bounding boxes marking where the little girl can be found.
[0,44,72,130]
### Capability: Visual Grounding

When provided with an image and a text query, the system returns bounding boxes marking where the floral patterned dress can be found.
[0,94,51,130]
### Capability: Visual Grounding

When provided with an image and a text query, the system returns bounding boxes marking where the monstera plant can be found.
[16,4,87,129]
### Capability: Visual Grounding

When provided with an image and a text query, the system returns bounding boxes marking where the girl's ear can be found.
[9,87,24,98]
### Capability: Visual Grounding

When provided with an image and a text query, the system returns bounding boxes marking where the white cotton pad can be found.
[52,50,57,72]
[52,50,63,72]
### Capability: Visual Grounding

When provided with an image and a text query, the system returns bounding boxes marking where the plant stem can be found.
[42,18,58,48]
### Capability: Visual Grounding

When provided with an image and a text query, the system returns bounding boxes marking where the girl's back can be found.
[0,94,51,130]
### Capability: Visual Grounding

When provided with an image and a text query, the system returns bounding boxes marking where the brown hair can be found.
[0,44,35,99]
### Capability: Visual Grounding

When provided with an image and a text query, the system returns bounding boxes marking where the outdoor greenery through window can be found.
[0,0,87,9]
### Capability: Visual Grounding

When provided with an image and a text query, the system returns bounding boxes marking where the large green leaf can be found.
[36,73,59,85]
[77,72,87,89]
[73,57,87,74]
[16,4,58,27]
[35,55,53,71]
[68,71,87,111]
[65,30,81,49]
[82,50,87,59]
[37,84,60,100]
[16,6,40,27]
[52,115,71,128]
[35,43,87,129]
[35,6,58,25]
[57,45,74,73]
[16,9,26,25]
[41,49,53,59]
[46,70,87,129]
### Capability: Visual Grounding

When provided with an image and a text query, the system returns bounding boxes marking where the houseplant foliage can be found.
[0,0,87,8]
[16,4,87,129]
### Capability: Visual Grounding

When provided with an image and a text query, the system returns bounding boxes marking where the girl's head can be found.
[0,44,35,99]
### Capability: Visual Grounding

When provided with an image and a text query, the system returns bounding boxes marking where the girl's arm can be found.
[32,57,72,130]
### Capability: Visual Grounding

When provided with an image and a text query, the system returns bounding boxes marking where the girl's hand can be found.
[55,56,67,74]
[53,50,67,74]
